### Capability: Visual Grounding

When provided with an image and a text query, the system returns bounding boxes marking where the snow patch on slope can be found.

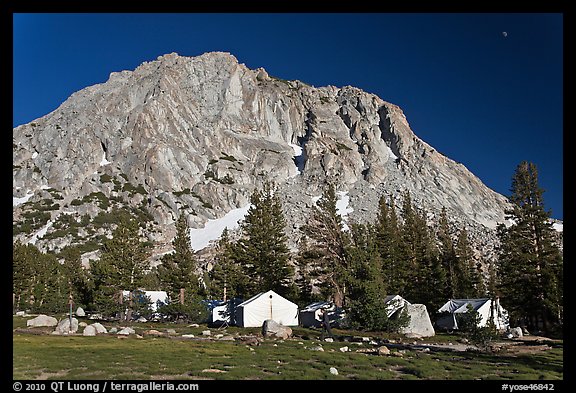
[13,192,34,207]
[290,143,305,175]
[189,205,251,251]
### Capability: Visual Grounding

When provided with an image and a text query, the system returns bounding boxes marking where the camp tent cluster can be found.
[123,289,510,335]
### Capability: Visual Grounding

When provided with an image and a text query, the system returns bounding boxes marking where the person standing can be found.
[320,307,334,340]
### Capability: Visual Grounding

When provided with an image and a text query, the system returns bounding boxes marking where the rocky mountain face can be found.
[13,51,525,270]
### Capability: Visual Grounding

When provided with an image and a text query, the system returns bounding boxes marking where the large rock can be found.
[91,322,108,334]
[54,317,79,334]
[83,325,97,336]
[262,319,292,339]
[27,315,58,328]
[399,304,435,338]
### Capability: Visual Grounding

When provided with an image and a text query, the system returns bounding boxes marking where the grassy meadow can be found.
[13,315,563,381]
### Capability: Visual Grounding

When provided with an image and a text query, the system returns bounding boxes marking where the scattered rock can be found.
[236,336,260,346]
[202,330,211,336]
[76,307,85,317]
[27,315,58,328]
[202,369,227,373]
[377,346,391,356]
[54,318,79,334]
[330,367,338,375]
[83,325,97,336]
[309,346,324,352]
[262,319,292,340]
[144,329,164,336]
[510,327,523,338]
[91,323,107,334]
[117,327,135,335]
[339,346,349,352]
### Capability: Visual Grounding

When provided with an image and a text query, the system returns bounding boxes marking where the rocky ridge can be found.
[14,51,536,270]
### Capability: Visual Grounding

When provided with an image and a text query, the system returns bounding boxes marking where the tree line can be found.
[13,161,563,334]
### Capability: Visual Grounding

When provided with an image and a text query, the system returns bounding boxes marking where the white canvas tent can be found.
[207,298,242,327]
[299,301,346,328]
[436,298,509,331]
[384,295,435,337]
[234,290,299,328]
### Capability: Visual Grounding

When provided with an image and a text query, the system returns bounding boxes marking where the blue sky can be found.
[13,13,563,220]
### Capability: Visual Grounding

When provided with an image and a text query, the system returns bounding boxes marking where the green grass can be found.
[13,318,563,381]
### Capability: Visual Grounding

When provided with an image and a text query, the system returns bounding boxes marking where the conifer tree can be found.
[374,196,405,294]
[159,213,203,304]
[455,228,485,297]
[13,241,67,313]
[91,216,151,320]
[59,246,93,310]
[209,228,243,300]
[399,192,443,308]
[300,183,351,307]
[497,161,563,332]
[437,207,457,298]
[347,223,390,330]
[234,182,293,297]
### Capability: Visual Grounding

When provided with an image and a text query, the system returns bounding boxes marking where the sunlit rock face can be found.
[13,51,518,266]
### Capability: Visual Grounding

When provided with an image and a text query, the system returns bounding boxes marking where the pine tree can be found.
[455,228,485,297]
[347,223,388,330]
[208,228,243,300]
[59,247,93,311]
[13,241,68,313]
[374,196,405,294]
[159,213,203,304]
[300,183,351,307]
[91,216,151,320]
[13,240,37,312]
[234,182,294,297]
[497,161,563,332]
[399,192,443,309]
[437,207,457,298]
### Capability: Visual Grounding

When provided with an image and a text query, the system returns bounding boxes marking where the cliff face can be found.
[13,51,514,264]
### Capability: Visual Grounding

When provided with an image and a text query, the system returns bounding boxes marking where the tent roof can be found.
[301,301,333,312]
[438,298,496,313]
[384,294,411,305]
[237,290,296,308]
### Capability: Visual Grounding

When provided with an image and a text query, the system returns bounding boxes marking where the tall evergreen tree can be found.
[13,241,67,313]
[59,246,93,310]
[374,196,405,294]
[437,207,458,299]
[399,191,444,309]
[158,213,203,305]
[346,223,393,331]
[234,182,294,297]
[300,183,351,307]
[91,216,151,320]
[208,228,243,300]
[454,228,485,297]
[294,236,323,305]
[496,161,563,332]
